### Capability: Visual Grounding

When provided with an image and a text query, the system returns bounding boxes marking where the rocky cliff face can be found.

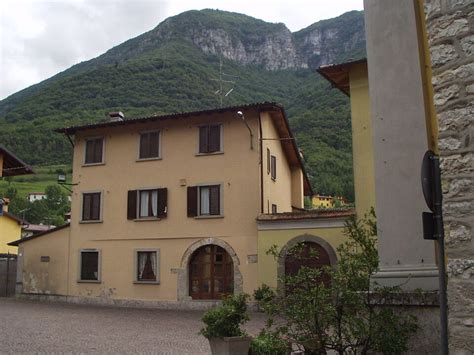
[153,9,365,70]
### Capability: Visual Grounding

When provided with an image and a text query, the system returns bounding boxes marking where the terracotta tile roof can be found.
[257,208,355,221]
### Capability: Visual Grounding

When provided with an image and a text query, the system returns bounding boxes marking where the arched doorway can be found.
[277,234,337,292]
[284,241,332,287]
[189,245,234,300]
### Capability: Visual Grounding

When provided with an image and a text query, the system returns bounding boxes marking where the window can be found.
[187,184,222,217]
[135,250,159,283]
[84,137,104,164]
[272,204,277,214]
[271,155,277,180]
[82,192,101,221]
[79,250,100,282]
[267,148,271,174]
[199,125,221,154]
[139,131,160,159]
[127,188,167,220]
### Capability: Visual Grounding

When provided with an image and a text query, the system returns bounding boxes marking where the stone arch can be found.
[277,234,338,292]
[177,238,243,301]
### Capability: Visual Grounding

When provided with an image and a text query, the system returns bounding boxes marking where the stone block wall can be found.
[425,0,474,352]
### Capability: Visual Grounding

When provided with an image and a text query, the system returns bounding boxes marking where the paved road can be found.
[0,298,266,354]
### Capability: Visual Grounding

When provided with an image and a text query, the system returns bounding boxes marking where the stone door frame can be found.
[175,238,243,301]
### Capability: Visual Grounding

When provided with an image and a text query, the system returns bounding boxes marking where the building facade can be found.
[10,103,354,307]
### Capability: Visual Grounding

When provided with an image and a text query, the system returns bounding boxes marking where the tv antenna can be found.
[210,57,238,107]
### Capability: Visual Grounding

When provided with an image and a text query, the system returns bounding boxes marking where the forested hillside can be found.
[0,9,365,200]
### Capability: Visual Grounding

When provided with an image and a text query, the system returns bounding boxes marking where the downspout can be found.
[258,112,264,214]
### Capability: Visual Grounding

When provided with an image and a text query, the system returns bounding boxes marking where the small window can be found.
[199,125,221,154]
[187,185,221,217]
[272,204,277,214]
[136,250,159,283]
[271,155,277,180]
[139,131,160,159]
[82,192,101,221]
[127,188,167,220]
[79,250,100,282]
[84,137,104,164]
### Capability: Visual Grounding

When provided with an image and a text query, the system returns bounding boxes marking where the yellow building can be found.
[0,207,23,255]
[7,103,349,306]
[312,195,348,209]
[0,145,34,254]
[317,59,376,218]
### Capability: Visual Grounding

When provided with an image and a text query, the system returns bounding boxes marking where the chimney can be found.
[108,111,124,122]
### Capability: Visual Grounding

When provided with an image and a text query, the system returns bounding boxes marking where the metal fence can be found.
[0,253,17,297]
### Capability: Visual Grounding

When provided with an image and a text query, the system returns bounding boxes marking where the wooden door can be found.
[285,242,331,287]
[189,245,234,300]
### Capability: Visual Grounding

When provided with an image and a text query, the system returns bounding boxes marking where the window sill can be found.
[77,280,101,283]
[194,215,224,219]
[133,281,160,285]
[195,151,224,156]
[133,217,161,222]
[136,157,162,162]
[79,220,103,224]
[82,162,105,167]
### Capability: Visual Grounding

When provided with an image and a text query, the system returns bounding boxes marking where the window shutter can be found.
[94,139,103,163]
[271,155,276,180]
[150,131,159,157]
[187,186,198,217]
[209,125,220,152]
[199,126,209,153]
[267,148,270,174]
[209,185,220,215]
[85,140,94,164]
[127,190,137,220]
[157,188,167,218]
[92,193,101,220]
[82,194,91,220]
[139,133,148,159]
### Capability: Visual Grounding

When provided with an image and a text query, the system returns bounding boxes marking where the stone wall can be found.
[425,0,474,352]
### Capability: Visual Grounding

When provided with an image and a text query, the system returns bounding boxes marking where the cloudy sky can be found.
[0,0,363,100]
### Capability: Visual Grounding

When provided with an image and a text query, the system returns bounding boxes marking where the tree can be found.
[257,209,418,354]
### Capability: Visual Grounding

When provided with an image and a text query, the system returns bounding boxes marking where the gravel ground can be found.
[0,298,267,354]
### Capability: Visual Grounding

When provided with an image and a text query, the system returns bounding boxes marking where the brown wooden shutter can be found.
[199,126,209,153]
[209,125,220,152]
[91,193,101,220]
[267,148,270,174]
[271,155,276,180]
[209,185,220,215]
[157,188,167,218]
[127,190,137,220]
[150,131,159,157]
[94,139,103,163]
[139,133,148,159]
[187,186,198,217]
[82,193,91,220]
[85,140,94,164]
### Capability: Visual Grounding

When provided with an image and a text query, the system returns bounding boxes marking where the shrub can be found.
[200,293,250,339]
[250,330,289,355]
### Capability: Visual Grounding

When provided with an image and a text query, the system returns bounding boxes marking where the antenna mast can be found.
[210,57,238,107]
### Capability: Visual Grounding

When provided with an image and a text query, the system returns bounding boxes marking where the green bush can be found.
[200,293,250,339]
[250,330,289,355]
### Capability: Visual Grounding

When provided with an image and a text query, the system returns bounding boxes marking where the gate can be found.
[0,253,17,297]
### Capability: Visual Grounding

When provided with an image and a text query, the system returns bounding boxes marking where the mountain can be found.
[0,9,366,200]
